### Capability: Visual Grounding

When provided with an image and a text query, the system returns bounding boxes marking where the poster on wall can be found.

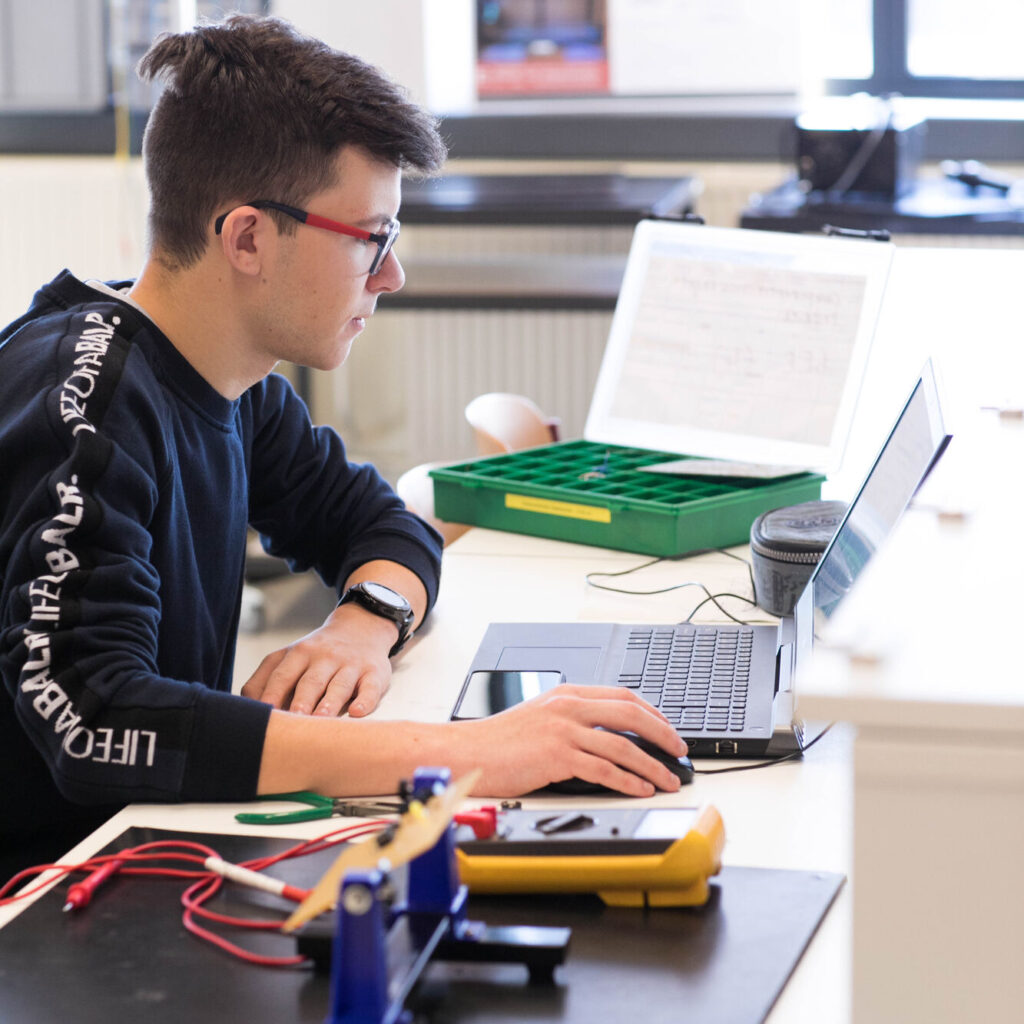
[475,0,802,99]
[476,0,610,97]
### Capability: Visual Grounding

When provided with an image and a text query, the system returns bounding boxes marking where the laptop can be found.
[454,361,951,757]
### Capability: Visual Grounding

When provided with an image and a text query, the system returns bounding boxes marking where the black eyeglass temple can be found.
[214,201,307,235]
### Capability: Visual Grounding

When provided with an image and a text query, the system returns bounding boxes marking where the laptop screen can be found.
[807,362,950,632]
[584,220,895,473]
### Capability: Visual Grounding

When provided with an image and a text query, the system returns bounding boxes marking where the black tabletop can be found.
[0,827,844,1024]
[400,173,697,225]
[741,177,1024,236]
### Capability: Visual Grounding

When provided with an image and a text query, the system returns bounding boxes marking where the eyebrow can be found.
[362,211,399,227]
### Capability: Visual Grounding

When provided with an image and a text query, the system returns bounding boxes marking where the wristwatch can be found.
[339,582,415,657]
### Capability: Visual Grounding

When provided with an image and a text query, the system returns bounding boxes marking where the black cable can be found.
[692,723,835,775]
[683,591,757,625]
[585,548,763,625]
[585,554,669,591]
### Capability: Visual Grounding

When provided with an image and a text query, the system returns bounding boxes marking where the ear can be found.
[217,207,272,277]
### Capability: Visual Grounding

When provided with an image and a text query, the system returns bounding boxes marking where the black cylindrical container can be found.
[750,500,848,616]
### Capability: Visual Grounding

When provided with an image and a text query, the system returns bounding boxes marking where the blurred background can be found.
[1,0,1021,484]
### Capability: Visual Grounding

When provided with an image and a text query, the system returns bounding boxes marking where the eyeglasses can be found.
[214,199,400,276]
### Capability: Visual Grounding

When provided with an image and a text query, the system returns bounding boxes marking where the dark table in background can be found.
[740,177,1024,237]
[391,172,699,311]
[400,173,697,227]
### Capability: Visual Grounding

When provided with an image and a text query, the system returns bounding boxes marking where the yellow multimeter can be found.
[455,804,725,907]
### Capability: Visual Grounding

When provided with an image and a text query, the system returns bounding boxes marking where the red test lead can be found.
[62,857,126,913]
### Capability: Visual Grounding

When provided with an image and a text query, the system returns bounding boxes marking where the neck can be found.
[129,255,276,400]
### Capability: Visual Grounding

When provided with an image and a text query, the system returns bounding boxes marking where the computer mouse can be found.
[544,730,694,795]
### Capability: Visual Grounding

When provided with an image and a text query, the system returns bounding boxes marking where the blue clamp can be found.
[326,869,394,1024]
[321,767,569,1024]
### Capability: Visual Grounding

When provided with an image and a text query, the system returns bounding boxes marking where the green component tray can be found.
[430,440,825,556]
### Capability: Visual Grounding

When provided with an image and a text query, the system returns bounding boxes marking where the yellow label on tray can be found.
[505,493,611,523]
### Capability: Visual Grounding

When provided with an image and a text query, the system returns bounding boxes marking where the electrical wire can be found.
[0,822,390,968]
[585,548,764,625]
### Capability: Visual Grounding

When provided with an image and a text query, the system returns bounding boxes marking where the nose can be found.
[368,250,405,294]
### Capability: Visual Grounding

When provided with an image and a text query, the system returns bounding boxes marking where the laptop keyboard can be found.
[617,626,753,732]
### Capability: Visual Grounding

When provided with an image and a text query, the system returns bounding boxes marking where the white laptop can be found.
[584,220,895,475]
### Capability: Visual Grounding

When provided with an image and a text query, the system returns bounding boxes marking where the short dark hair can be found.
[137,14,447,269]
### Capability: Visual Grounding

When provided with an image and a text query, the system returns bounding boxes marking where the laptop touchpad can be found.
[496,646,602,683]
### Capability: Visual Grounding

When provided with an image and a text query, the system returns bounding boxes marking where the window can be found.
[825,0,1024,99]
[471,0,1024,103]
[1,0,1019,161]
[0,0,267,115]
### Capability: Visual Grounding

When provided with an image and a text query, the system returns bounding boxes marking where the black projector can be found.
[796,109,925,199]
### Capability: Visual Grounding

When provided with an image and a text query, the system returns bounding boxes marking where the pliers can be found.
[235,791,405,825]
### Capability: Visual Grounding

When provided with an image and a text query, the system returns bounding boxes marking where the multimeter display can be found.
[456,805,724,907]
[633,809,701,840]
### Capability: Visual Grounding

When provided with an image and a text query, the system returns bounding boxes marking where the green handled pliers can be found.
[235,791,404,825]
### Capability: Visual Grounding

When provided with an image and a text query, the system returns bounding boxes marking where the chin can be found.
[324,338,356,371]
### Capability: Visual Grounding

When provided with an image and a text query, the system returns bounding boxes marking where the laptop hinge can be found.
[774,642,794,695]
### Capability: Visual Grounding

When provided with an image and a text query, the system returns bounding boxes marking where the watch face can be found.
[345,582,414,657]
[362,581,404,608]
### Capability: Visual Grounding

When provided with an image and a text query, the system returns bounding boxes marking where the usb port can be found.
[715,740,738,755]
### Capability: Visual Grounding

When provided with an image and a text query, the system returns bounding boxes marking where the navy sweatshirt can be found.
[0,271,442,836]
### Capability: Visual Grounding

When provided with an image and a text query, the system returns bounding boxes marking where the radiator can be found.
[330,307,615,480]
[0,157,148,325]
[355,220,633,476]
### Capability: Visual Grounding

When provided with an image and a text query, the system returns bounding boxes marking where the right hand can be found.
[455,685,687,798]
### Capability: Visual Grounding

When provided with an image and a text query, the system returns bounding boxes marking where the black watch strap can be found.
[339,582,415,657]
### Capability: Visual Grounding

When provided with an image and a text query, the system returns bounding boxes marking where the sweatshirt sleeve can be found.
[0,307,271,807]
[245,374,444,609]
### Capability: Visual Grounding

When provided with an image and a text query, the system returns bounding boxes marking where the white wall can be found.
[271,0,476,112]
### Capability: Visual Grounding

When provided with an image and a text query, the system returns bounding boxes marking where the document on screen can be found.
[584,221,894,473]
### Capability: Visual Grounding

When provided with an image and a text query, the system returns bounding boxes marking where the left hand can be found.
[240,602,398,717]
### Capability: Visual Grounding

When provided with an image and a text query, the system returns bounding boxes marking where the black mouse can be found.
[544,730,694,795]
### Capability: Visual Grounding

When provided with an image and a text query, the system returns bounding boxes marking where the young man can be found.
[0,15,684,871]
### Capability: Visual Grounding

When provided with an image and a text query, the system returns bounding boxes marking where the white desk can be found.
[0,532,853,1024]
[8,245,1023,1021]
[799,406,1024,1024]
[791,245,1024,1024]
[439,532,853,1024]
